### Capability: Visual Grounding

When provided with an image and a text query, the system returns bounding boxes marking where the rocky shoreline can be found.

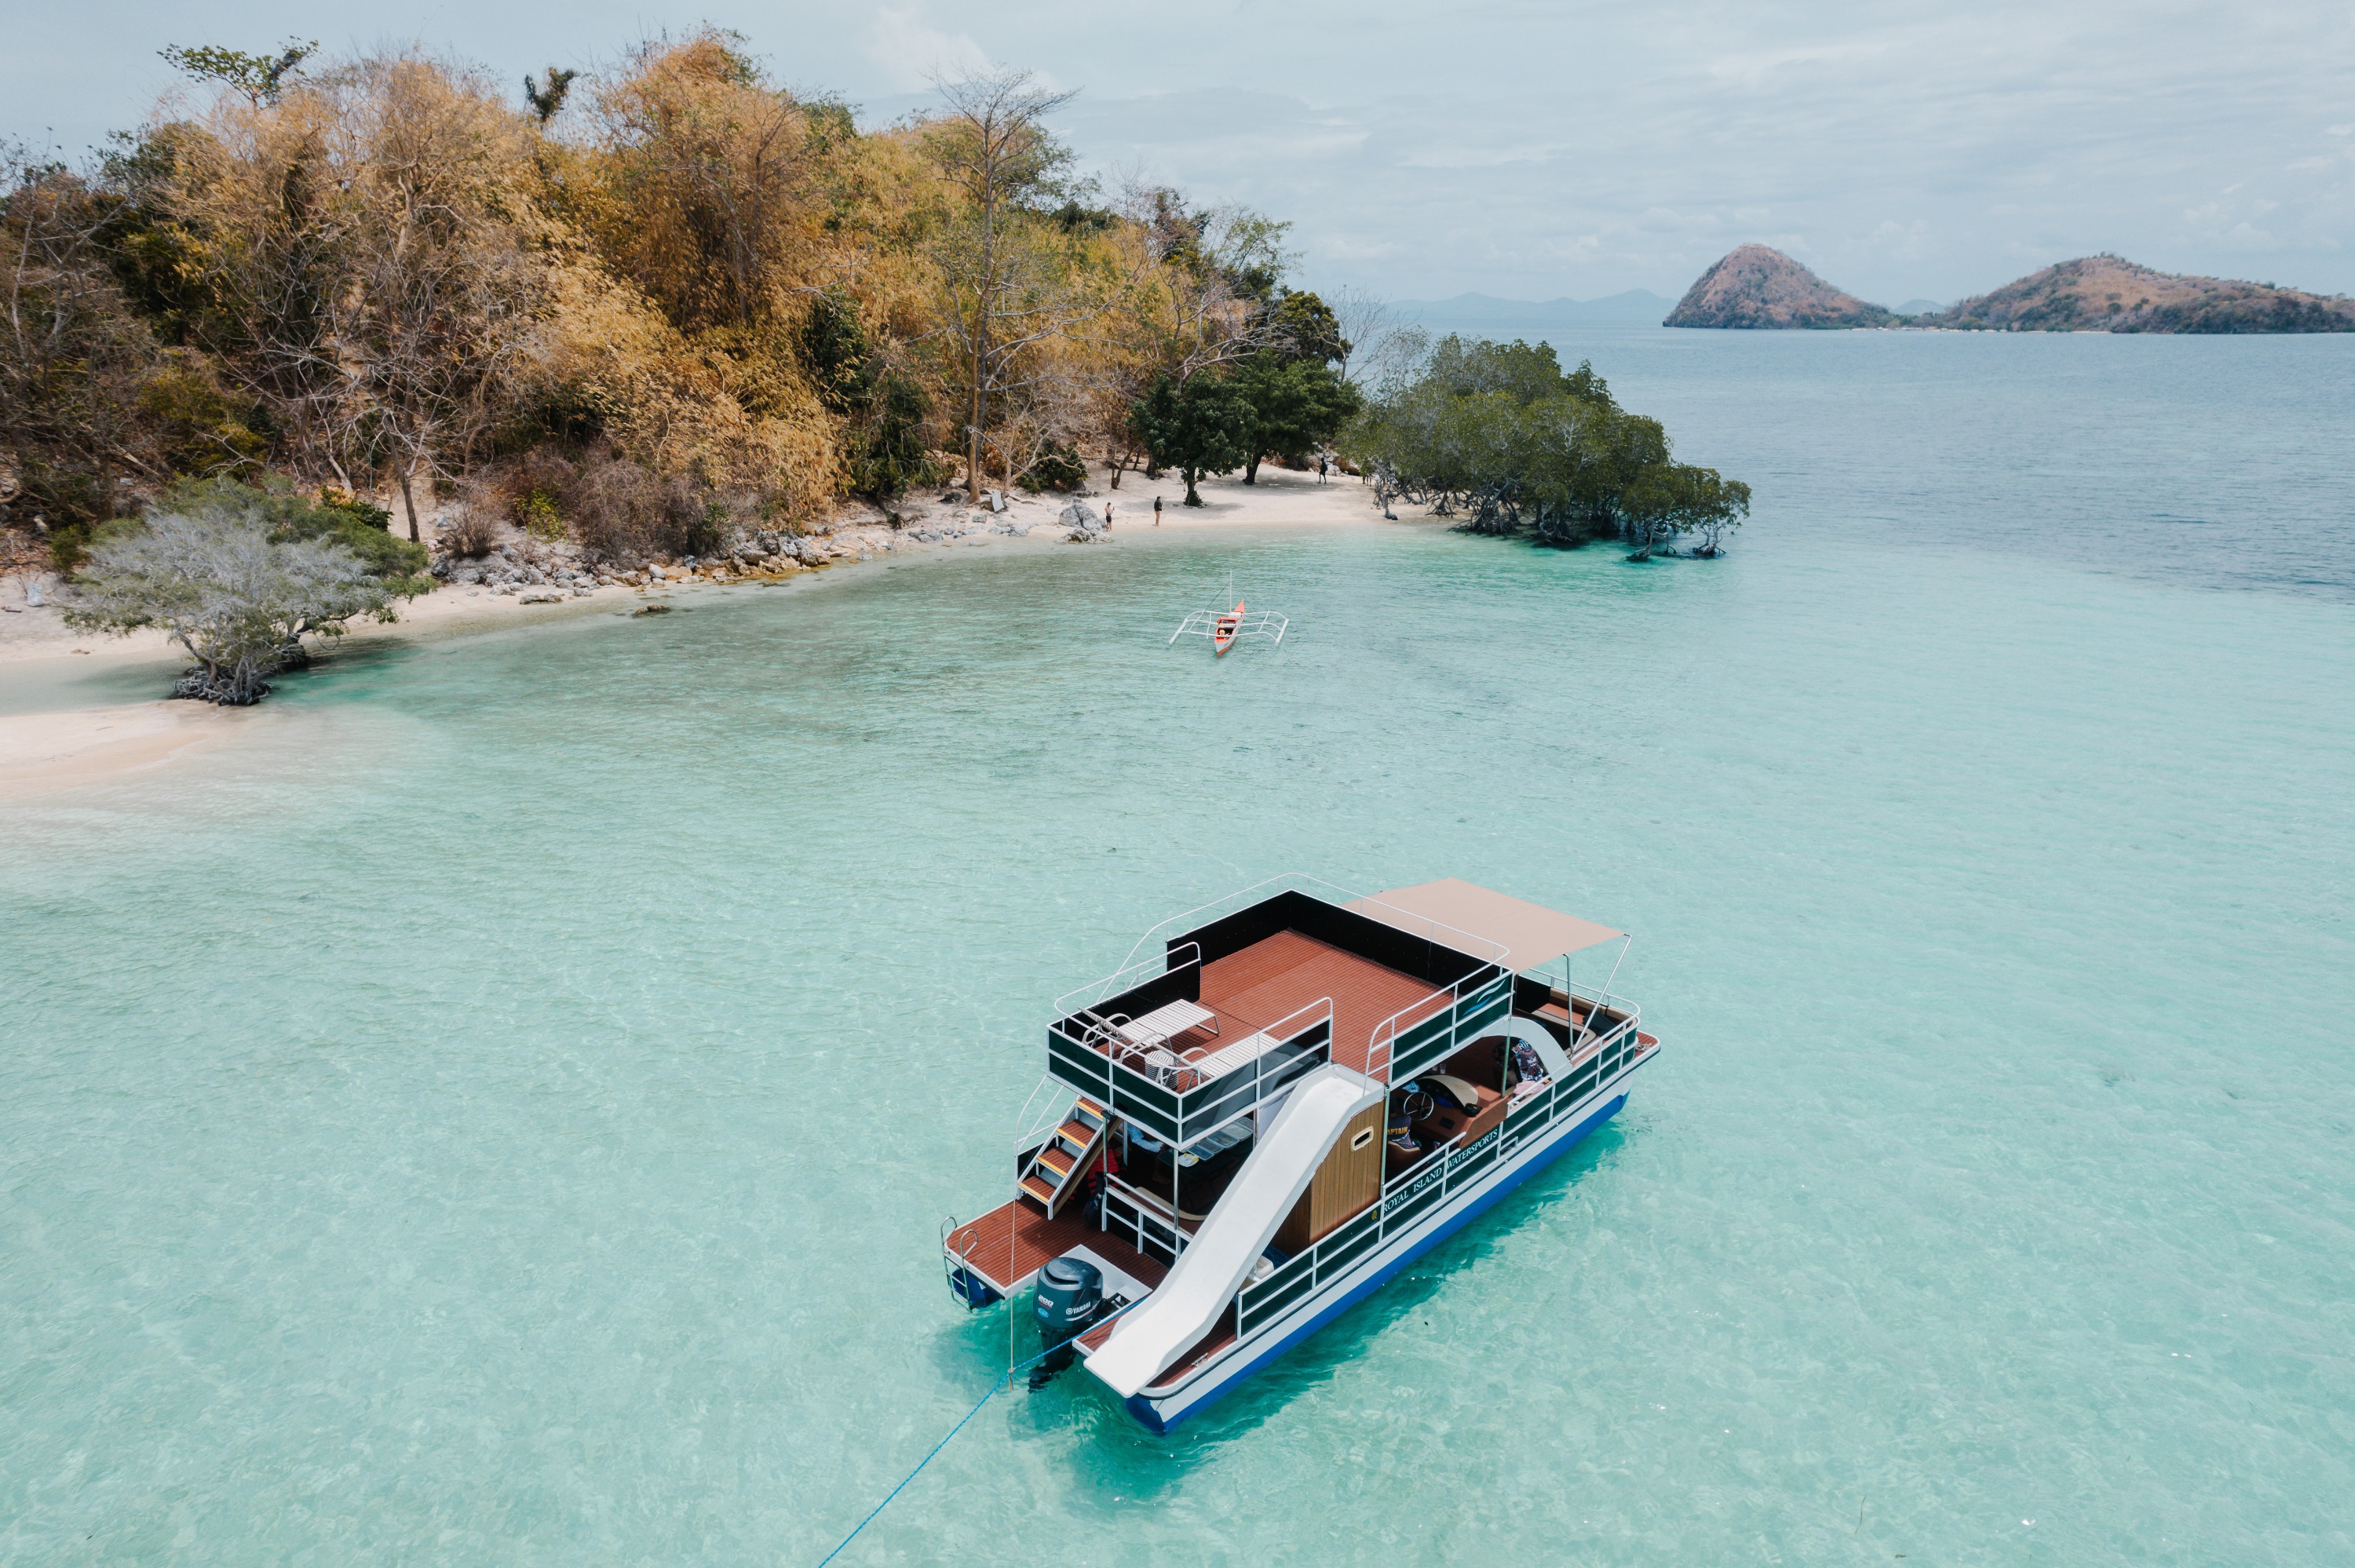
[426,492,1130,602]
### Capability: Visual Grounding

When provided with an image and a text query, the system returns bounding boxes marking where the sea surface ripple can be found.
[3,333,2352,1565]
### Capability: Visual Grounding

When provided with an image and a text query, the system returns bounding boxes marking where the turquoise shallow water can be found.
[5,336,2354,1564]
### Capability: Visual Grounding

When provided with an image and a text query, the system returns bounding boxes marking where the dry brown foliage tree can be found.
[1,153,168,527]
[922,68,1119,499]
[135,56,550,538]
[550,32,846,519]
[322,55,549,539]
[583,31,816,335]
[7,31,1351,570]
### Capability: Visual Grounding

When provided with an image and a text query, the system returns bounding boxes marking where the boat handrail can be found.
[1102,994,1328,1092]
[1010,1072,1077,1155]
[1560,985,1641,1055]
[1380,1126,1470,1198]
[1048,994,1337,1150]
[1053,940,1203,1019]
[1364,963,1510,1085]
[1111,875,1371,975]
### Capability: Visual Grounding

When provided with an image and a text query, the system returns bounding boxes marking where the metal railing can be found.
[1049,997,1334,1148]
[1232,1019,1656,1340]
[1101,1176,1191,1266]
[1367,965,1512,1085]
[1010,1073,1078,1157]
[1053,940,1202,1021]
[1559,986,1641,1063]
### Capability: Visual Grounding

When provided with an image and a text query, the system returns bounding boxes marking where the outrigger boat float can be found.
[940,877,1657,1431]
[1170,600,1287,655]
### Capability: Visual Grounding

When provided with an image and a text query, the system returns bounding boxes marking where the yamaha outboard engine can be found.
[1028,1255,1103,1388]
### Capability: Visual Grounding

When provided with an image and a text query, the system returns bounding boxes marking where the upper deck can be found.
[1046,888,1519,1148]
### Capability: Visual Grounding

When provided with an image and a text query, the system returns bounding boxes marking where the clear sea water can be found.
[4,330,2353,1565]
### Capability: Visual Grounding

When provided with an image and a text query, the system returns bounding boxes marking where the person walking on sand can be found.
[1317,454,1330,483]
[1104,501,1114,531]
[1153,495,1163,526]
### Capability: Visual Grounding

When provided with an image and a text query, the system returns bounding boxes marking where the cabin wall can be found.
[1276,1104,1385,1254]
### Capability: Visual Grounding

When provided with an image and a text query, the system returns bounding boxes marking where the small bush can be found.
[1020,440,1088,494]
[561,454,710,562]
[440,505,502,557]
[518,488,564,538]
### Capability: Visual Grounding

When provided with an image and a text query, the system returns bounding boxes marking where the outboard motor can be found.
[1028,1255,1104,1388]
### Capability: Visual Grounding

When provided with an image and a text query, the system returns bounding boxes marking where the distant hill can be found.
[1663,246,1894,329]
[1925,256,2355,333]
[1895,299,1946,315]
[1393,290,1675,329]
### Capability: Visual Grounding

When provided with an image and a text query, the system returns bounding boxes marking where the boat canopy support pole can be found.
[1579,935,1633,1048]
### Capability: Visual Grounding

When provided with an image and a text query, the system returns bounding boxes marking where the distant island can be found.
[1666,246,2355,333]
[1933,255,2355,334]
[1663,246,1894,329]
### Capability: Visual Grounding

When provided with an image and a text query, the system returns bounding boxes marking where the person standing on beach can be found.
[1104,501,1114,530]
[1317,454,1330,483]
[1153,495,1163,526]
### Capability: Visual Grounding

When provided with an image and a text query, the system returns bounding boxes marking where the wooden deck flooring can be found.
[945,1198,1170,1295]
[1198,930,1448,1075]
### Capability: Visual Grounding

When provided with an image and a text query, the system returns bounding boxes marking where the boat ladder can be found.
[1018,1095,1109,1219]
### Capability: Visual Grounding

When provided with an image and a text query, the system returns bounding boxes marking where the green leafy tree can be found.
[159,38,316,107]
[1229,351,1362,483]
[64,489,403,704]
[798,288,939,500]
[155,475,433,592]
[1017,439,1087,493]
[1132,374,1252,505]
[1619,464,1751,559]
[1266,289,1347,366]
[1341,333,1747,554]
[523,67,579,124]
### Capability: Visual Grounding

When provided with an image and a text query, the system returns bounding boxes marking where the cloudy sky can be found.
[9,0,2352,305]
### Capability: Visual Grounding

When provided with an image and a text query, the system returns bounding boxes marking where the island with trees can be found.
[1,31,1375,700]
[1342,337,1749,560]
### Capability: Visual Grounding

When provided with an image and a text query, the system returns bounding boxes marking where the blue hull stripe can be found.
[1122,1092,1628,1435]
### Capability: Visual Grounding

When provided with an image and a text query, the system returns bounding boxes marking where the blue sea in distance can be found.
[4,330,2353,1565]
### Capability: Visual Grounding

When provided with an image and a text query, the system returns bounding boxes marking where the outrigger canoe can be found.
[1169,601,1287,652]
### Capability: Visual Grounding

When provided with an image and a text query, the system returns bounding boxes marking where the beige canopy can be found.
[1349,877,1623,972]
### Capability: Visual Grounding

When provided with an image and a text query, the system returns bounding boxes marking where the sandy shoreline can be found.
[0,465,1403,796]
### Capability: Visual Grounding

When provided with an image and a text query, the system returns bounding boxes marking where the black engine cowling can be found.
[1028,1255,1104,1387]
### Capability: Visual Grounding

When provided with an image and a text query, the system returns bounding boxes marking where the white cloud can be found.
[860,6,992,91]
[9,0,2355,298]
[1866,220,1935,262]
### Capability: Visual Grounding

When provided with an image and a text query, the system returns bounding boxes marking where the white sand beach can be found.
[0,465,1409,795]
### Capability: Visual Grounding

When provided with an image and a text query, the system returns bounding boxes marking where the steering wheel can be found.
[1396,1088,1436,1123]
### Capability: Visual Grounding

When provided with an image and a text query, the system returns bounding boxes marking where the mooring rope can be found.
[815,1297,1145,1566]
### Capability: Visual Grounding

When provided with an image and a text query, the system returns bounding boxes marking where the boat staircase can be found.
[1019,1095,1108,1218]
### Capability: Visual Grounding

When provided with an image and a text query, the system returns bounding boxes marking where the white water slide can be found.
[1087,1065,1383,1398]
